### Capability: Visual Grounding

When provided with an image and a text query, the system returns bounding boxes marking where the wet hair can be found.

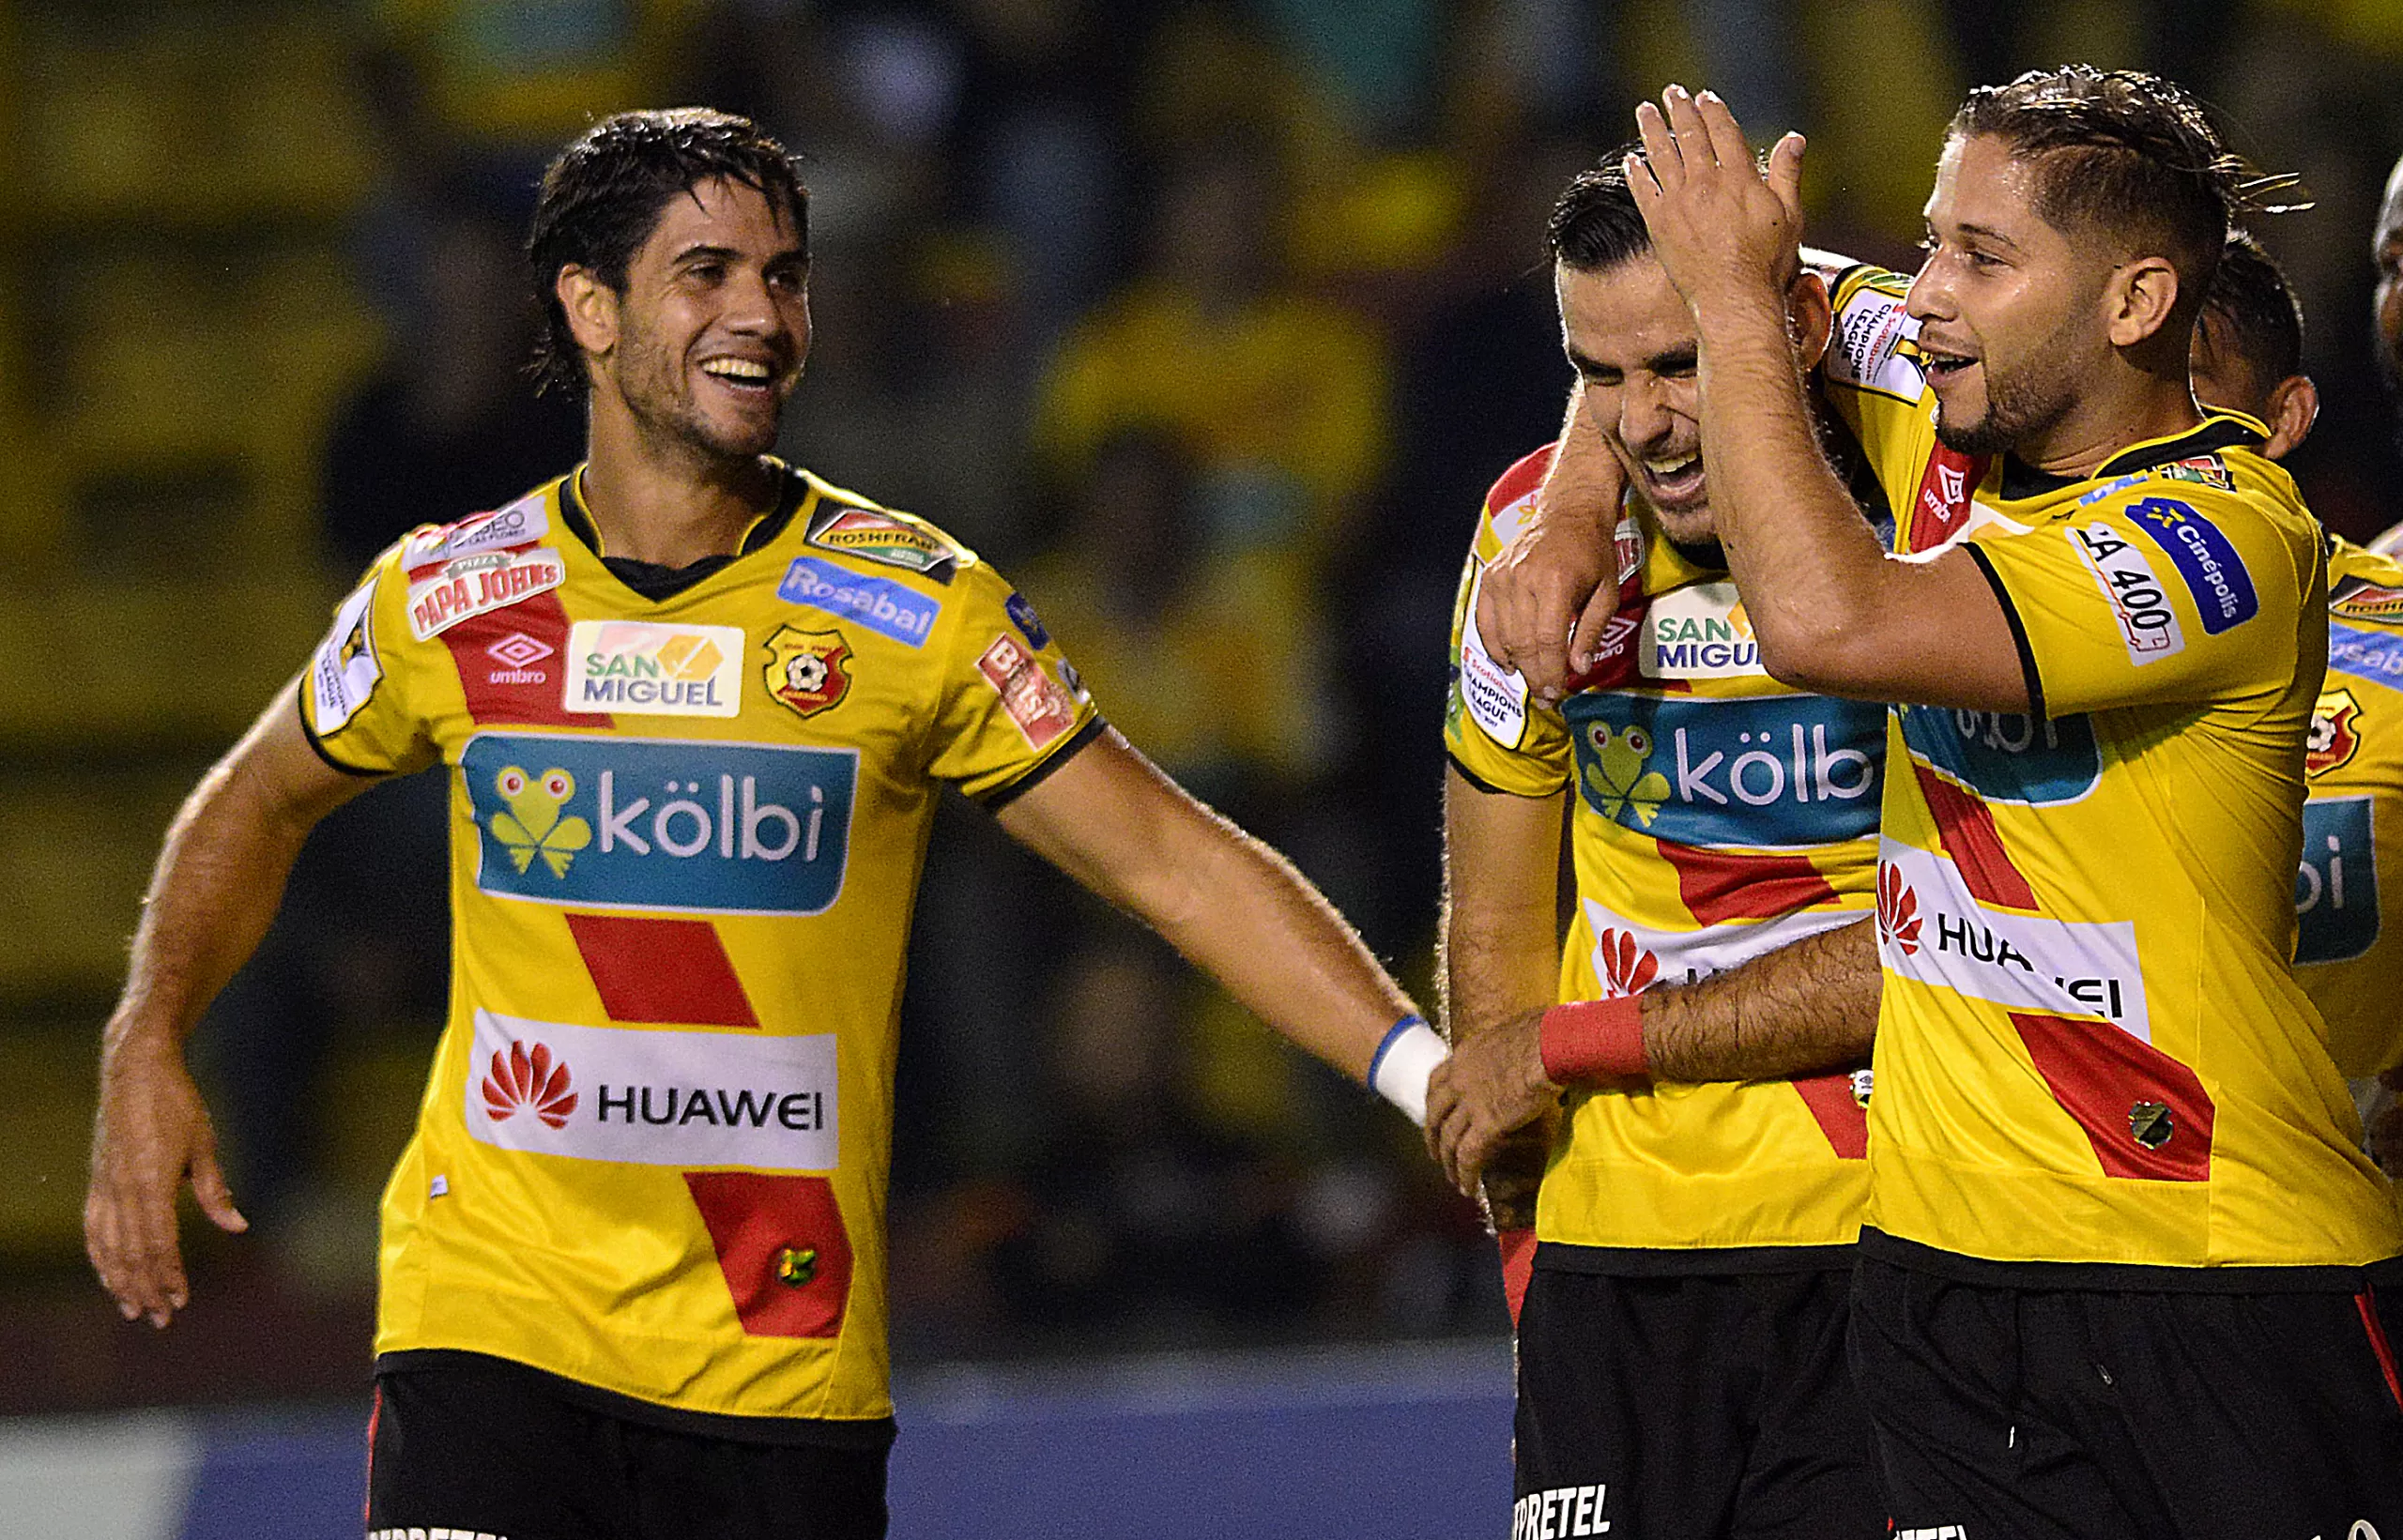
[1547,146,1651,274]
[526,108,808,396]
[2199,229,2304,391]
[1950,67,2258,326]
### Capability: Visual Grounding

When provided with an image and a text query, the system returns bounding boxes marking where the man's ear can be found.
[2105,255,2182,349]
[1787,268,1833,370]
[558,265,620,362]
[2260,373,2320,461]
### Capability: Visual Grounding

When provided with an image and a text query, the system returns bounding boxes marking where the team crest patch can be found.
[2150,454,2235,493]
[805,507,957,580]
[2334,581,2403,621]
[2309,687,2364,778]
[764,625,853,719]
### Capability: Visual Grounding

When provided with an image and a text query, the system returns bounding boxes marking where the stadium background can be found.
[1,1,2400,1533]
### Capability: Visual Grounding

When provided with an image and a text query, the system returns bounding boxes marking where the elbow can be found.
[1753,615,1883,699]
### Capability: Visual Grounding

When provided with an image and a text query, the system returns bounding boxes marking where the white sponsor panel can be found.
[1641,581,1765,679]
[309,577,383,732]
[466,1010,839,1169]
[1875,839,2150,1041]
[1459,569,1530,749]
[2066,520,2184,665]
[1826,288,1925,401]
[562,620,745,717]
[401,489,552,571]
[1581,898,1865,996]
[406,546,567,640]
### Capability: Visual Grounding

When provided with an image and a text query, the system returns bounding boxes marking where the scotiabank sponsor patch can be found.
[1457,570,1528,750]
[976,633,1077,749]
[309,576,382,732]
[465,1010,838,1170]
[406,547,567,640]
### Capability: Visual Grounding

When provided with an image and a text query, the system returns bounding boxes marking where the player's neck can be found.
[578,407,778,569]
[2013,370,2203,483]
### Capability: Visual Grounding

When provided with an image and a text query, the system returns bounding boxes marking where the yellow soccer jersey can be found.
[2301,538,2403,1083]
[1822,266,2401,1273]
[1446,446,1880,1260]
[299,462,1100,1426]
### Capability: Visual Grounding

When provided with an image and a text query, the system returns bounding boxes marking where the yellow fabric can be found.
[302,464,1097,1422]
[1446,449,1878,1254]
[1821,267,2401,1270]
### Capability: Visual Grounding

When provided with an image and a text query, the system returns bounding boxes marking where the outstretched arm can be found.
[1628,88,2025,710]
[1427,917,1878,1196]
[86,685,376,1327]
[997,730,1431,1108]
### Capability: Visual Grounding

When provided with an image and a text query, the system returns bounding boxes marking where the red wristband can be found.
[1496,1227,1537,1329]
[1539,997,1648,1083]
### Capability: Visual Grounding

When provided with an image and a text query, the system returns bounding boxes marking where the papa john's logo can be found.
[1877,861,1922,954]
[481,1040,578,1129]
[1596,927,1661,998]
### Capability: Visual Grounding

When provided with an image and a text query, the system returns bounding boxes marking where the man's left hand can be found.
[1627,86,1806,318]
[1426,1007,1559,1197]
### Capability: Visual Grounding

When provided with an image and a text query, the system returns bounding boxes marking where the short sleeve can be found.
[1972,489,2311,720]
[925,565,1106,805]
[1818,266,1943,520]
[298,544,440,777]
[1444,458,1574,798]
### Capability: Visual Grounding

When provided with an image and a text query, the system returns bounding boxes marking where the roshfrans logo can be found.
[562,620,743,718]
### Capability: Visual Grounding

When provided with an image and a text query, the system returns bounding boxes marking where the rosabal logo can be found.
[1596,928,1661,998]
[482,1040,578,1129]
[1877,862,1922,954]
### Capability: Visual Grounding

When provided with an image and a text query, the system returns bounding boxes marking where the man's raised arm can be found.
[86,686,377,1327]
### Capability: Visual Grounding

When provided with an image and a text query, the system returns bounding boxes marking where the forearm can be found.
[1639,916,1877,1082]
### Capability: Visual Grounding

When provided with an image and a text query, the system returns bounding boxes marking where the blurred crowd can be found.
[152,0,2403,1366]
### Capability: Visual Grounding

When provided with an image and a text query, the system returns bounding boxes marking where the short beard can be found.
[1933,313,2089,459]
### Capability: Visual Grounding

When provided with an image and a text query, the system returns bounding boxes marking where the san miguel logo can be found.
[763,625,852,719]
[482,1040,578,1129]
[1877,861,1922,954]
[2309,688,2364,778]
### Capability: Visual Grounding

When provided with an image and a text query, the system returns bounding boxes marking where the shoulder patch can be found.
[310,577,384,732]
[1483,444,1558,545]
[2334,582,2403,623]
[1457,570,1529,750]
[2120,496,2258,635]
[2149,454,2234,493]
[401,489,551,572]
[2066,518,2184,665]
[804,504,959,582]
[1825,285,1924,403]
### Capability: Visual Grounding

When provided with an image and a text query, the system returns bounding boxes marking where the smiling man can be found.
[81,109,1439,1539]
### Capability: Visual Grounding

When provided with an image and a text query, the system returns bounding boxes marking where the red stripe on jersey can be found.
[2356,1288,2403,1411]
[564,912,760,1028]
[2009,1012,2214,1182]
[436,587,597,727]
[683,1172,852,1338]
[1484,443,1558,516]
[1902,446,1988,554]
[1659,842,1839,924]
[1791,1073,1868,1159]
[1912,764,2039,910]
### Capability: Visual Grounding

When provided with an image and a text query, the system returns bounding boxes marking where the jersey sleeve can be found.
[1972,486,2313,720]
[1445,452,1575,797]
[925,562,1106,805]
[298,542,441,777]
[1819,266,1943,521]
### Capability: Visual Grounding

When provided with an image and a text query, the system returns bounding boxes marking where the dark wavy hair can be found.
[1546,145,1651,275]
[2200,229,2305,392]
[526,108,808,397]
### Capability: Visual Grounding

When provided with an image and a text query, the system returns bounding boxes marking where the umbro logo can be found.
[485,631,555,685]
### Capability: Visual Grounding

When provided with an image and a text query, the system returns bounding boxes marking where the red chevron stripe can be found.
[2010,1012,2213,1182]
[1912,763,2038,910]
[564,912,759,1028]
[1658,841,1840,924]
[1791,1072,1868,1159]
[684,1172,851,1338]
[436,587,597,727]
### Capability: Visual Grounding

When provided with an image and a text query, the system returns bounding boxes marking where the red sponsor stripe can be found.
[1658,842,1840,924]
[2356,1288,2403,1412]
[2009,1012,2214,1182]
[362,1382,380,1529]
[564,912,760,1028]
[683,1172,852,1338]
[436,587,596,727]
[1911,764,2039,910]
[1791,1073,1869,1159]
[1485,444,1557,514]
[1903,446,1988,555]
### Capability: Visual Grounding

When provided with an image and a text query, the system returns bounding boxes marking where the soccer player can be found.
[81,109,1445,1540]
[1430,156,1889,1538]
[1493,73,2403,1534]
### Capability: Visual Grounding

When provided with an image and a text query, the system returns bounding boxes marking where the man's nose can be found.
[1619,377,1677,450]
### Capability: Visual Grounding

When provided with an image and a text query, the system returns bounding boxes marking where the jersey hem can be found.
[1533,1240,1858,1276]
[1859,1226,2403,1294]
[375,1348,900,1450]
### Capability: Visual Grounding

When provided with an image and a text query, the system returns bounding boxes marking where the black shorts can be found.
[1512,1248,1884,1539]
[1851,1234,2403,1540]
[366,1351,891,1540]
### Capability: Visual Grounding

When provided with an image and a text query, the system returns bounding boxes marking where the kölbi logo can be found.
[462,733,856,915]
